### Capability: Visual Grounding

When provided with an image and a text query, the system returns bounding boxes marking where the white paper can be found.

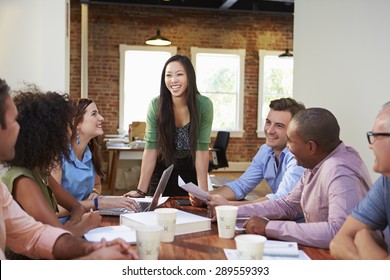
[224,248,311,260]
[178,176,209,201]
[264,240,299,257]
[84,225,137,243]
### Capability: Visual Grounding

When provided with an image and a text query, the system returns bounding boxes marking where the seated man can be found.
[208,97,305,206]
[330,102,390,259]
[0,78,138,260]
[235,108,372,248]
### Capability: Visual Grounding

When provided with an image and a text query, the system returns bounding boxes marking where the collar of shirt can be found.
[67,144,93,169]
[309,141,345,176]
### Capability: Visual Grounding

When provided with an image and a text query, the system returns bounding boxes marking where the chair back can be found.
[209,131,230,171]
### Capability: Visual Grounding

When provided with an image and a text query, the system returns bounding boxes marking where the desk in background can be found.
[106,142,144,195]
[100,197,332,260]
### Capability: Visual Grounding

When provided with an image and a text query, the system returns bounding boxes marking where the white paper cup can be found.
[235,234,267,260]
[135,225,162,260]
[215,205,238,239]
[154,208,178,242]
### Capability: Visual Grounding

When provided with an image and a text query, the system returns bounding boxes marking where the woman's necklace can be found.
[34,168,57,210]
[34,168,49,187]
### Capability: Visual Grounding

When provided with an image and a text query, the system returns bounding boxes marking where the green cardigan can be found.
[144,94,214,151]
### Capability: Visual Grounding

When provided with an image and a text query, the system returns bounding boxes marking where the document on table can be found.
[178,176,209,201]
[224,240,311,260]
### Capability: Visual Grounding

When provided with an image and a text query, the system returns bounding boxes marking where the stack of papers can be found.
[120,210,211,235]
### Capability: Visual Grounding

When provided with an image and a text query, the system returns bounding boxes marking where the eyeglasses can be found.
[366,131,390,144]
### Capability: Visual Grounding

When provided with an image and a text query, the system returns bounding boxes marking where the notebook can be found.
[98,164,174,216]
[224,240,306,260]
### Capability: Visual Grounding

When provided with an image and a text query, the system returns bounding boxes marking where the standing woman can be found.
[51,98,138,221]
[1,89,101,238]
[124,55,213,199]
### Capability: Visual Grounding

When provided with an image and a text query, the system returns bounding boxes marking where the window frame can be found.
[118,44,177,133]
[257,49,294,138]
[191,47,246,138]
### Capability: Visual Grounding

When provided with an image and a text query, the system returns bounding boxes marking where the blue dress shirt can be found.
[226,144,305,200]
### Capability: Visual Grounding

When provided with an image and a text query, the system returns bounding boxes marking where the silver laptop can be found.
[98,164,173,216]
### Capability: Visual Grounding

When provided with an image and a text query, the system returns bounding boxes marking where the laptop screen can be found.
[147,164,174,211]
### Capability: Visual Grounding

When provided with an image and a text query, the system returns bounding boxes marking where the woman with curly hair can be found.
[1,87,101,239]
[51,98,138,221]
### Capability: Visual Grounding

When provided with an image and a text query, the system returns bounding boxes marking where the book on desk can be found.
[120,210,211,235]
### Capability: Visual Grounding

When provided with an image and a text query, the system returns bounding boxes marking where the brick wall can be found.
[69,1,293,163]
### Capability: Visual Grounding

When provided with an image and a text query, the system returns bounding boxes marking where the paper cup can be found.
[215,205,238,239]
[154,208,178,242]
[135,225,162,260]
[235,234,267,260]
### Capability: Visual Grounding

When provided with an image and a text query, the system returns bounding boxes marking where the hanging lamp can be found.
[145,29,171,46]
[279,49,293,57]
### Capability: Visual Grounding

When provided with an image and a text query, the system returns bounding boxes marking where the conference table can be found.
[100,197,332,260]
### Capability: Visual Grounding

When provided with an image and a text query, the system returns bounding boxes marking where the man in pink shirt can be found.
[240,108,372,248]
[0,78,138,259]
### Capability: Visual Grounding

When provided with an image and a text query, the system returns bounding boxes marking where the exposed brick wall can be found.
[69,1,293,163]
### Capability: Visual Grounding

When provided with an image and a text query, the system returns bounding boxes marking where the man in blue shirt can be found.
[330,101,390,259]
[208,97,306,206]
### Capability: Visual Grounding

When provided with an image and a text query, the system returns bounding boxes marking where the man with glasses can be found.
[330,102,390,259]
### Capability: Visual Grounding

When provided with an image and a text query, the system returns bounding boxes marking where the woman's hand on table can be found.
[101,196,139,212]
[123,189,146,198]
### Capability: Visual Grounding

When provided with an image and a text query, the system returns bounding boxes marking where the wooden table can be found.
[106,144,144,195]
[100,197,332,260]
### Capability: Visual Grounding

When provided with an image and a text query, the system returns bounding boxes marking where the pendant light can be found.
[279,49,293,58]
[145,29,171,46]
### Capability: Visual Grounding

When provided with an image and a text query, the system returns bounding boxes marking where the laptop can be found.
[98,164,174,216]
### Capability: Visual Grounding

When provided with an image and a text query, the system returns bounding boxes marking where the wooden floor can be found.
[102,171,272,199]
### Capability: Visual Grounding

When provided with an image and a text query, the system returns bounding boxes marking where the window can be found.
[191,47,246,137]
[119,45,177,133]
[257,50,294,137]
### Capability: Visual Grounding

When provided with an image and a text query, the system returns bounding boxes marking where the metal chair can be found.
[208,131,230,172]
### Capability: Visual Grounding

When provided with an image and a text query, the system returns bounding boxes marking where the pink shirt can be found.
[0,181,69,259]
[238,143,372,248]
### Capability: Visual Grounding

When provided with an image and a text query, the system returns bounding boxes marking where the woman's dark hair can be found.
[71,98,104,177]
[0,79,11,129]
[4,87,74,174]
[157,55,199,165]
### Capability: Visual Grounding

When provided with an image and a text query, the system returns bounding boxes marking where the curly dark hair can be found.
[4,87,74,173]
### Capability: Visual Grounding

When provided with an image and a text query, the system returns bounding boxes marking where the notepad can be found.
[224,240,304,260]
[224,248,311,260]
[264,240,299,257]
